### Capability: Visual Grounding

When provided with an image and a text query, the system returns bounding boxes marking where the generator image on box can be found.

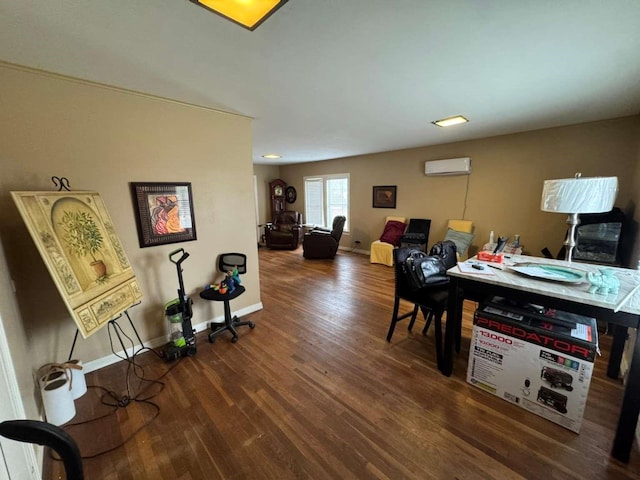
[466,297,598,433]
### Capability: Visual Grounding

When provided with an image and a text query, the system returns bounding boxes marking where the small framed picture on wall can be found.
[131,182,197,248]
[372,185,397,208]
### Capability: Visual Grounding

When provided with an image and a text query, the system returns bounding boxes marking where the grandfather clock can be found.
[269,179,287,219]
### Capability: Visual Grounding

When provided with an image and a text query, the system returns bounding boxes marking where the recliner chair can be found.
[265,211,304,250]
[303,216,346,259]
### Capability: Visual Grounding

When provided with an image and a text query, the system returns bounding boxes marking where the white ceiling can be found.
[1,1,639,165]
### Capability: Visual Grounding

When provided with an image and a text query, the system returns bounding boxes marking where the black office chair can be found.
[386,243,461,369]
[400,218,431,252]
[0,419,83,480]
[199,253,255,343]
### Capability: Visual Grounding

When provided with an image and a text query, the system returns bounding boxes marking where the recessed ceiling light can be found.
[432,115,469,127]
[262,154,282,159]
[190,0,288,31]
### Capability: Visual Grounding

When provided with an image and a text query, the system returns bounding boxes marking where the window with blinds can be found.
[304,174,350,230]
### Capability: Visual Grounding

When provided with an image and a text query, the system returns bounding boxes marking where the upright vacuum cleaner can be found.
[163,248,197,361]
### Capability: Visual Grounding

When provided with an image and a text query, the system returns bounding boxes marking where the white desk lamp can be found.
[540,173,618,262]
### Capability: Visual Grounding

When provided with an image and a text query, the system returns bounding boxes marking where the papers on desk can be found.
[457,261,496,275]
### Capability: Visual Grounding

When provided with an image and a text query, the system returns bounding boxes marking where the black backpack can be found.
[429,240,458,270]
[401,249,448,291]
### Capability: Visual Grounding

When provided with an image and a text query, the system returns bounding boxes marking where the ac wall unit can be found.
[425,157,471,176]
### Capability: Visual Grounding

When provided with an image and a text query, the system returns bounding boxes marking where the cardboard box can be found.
[466,298,598,433]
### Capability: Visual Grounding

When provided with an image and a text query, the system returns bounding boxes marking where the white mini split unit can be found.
[425,157,471,176]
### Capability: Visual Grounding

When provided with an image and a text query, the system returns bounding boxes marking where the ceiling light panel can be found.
[191,0,288,30]
[432,115,469,127]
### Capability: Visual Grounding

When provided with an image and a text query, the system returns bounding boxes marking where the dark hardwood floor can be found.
[46,247,640,479]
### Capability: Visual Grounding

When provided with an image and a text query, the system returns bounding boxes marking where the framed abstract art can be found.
[130,182,197,248]
[372,185,397,209]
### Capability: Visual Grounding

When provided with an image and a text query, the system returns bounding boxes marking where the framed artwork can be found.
[372,185,397,208]
[11,191,142,338]
[131,182,197,248]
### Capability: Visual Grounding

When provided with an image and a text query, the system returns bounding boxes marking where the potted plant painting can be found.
[59,210,107,281]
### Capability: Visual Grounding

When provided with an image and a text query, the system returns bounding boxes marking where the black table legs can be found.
[612,328,640,462]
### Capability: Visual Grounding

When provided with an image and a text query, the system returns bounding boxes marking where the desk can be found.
[445,255,640,463]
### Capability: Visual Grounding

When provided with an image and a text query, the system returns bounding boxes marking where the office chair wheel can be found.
[208,333,216,343]
[249,322,256,329]
[231,336,238,343]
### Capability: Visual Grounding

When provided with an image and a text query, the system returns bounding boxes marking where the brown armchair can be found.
[303,216,346,259]
[265,211,304,250]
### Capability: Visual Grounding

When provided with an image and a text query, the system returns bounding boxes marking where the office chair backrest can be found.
[0,419,84,480]
[218,253,247,275]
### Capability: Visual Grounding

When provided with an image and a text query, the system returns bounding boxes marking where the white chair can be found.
[370,216,407,266]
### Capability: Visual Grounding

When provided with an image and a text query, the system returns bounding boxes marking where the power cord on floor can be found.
[52,324,186,460]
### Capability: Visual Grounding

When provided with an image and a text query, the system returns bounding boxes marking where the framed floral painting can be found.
[11,191,142,338]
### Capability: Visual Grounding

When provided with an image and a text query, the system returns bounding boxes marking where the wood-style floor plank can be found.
[45,247,640,479]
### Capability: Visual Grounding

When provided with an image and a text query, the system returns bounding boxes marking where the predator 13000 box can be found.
[467,297,599,433]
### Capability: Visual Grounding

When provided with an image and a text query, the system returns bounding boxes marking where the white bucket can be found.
[40,376,76,426]
[37,361,87,399]
[38,368,66,389]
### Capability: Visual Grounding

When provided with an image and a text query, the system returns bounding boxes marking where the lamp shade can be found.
[541,176,618,214]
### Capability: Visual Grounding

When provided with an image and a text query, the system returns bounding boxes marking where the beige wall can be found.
[280,116,640,260]
[0,64,260,418]
[253,164,281,225]
[4,61,638,422]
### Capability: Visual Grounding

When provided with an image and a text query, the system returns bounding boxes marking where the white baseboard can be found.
[338,246,369,255]
[83,301,264,374]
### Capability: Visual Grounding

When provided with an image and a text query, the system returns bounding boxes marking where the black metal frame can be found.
[67,306,144,361]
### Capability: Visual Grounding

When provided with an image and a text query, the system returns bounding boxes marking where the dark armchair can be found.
[265,211,304,250]
[303,216,346,259]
